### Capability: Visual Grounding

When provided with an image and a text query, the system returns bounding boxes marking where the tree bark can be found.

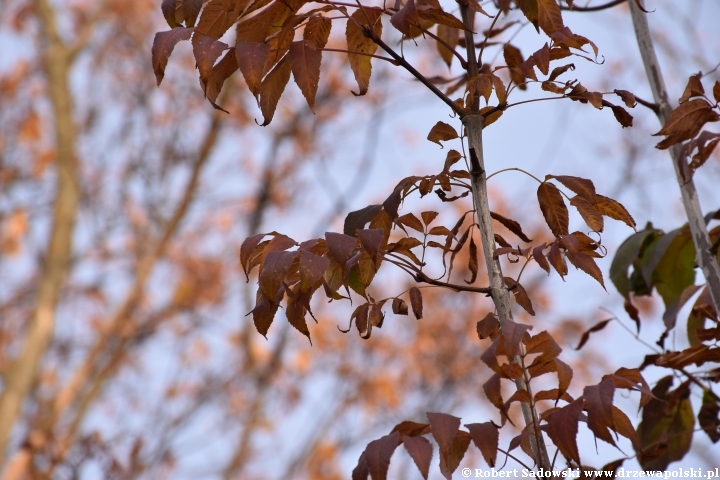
[0,0,80,464]
[629,1,720,314]
[459,2,551,470]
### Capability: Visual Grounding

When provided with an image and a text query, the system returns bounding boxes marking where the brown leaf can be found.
[416,212,437,228]
[257,55,291,125]
[344,204,383,236]
[656,345,720,369]
[476,312,500,340]
[241,233,268,279]
[548,63,575,82]
[443,149,462,172]
[679,72,704,103]
[698,392,720,443]
[490,211,532,242]
[161,0,178,28]
[205,48,239,109]
[235,1,289,44]
[193,35,228,89]
[499,318,532,357]
[714,80,720,103]
[409,286,423,319]
[504,278,534,315]
[251,290,280,338]
[490,74,507,104]
[236,42,270,97]
[532,43,550,76]
[417,8,466,31]
[567,251,605,288]
[195,0,240,39]
[534,389,574,403]
[351,303,371,337]
[614,89,637,108]
[352,450,369,480]
[346,8,383,96]
[556,359,573,400]
[392,421,431,437]
[570,195,604,232]
[392,297,408,315]
[298,250,329,292]
[637,378,694,470]
[503,44,526,90]
[607,102,634,128]
[545,398,583,464]
[467,0,492,17]
[547,241,567,278]
[439,430,471,480]
[428,226,451,236]
[183,0,203,27]
[549,175,596,204]
[286,284,311,342]
[465,237,478,284]
[689,135,720,174]
[152,27,194,86]
[595,194,635,229]
[494,234,511,248]
[325,232,357,266]
[575,318,612,350]
[537,0,564,35]
[533,244,550,274]
[466,422,498,467]
[604,367,652,409]
[365,432,400,480]
[537,182,569,238]
[390,0,420,36]
[369,302,384,328]
[402,436,432,479]
[483,373,512,425]
[303,15,332,49]
[288,40,322,112]
[436,24,459,67]
[654,98,720,149]
[525,331,561,363]
[427,412,460,458]
[259,250,297,301]
[427,121,459,146]
[612,406,641,450]
[357,228,384,259]
[396,213,425,233]
[583,378,617,446]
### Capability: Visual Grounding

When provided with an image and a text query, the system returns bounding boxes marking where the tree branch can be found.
[368,33,465,116]
[0,0,80,464]
[459,0,551,469]
[629,1,720,315]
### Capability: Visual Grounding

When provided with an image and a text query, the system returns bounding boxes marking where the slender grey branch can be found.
[459,0,551,469]
[629,1,720,314]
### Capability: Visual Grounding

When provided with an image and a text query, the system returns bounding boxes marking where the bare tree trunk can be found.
[459,4,551,471]
[629,1,720,313]
[0,0,80,464]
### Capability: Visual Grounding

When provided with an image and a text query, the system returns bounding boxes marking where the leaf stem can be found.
[368,33,466,116]
[560,0,626,12]
[320,47,399,65]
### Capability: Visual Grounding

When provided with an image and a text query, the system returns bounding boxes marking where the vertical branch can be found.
[459,1,551,469]
[0,0,80,462]
[629,1,720,313]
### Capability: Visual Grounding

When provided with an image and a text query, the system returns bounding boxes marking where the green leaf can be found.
[609,228,655,299]
[650,230,696,307]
